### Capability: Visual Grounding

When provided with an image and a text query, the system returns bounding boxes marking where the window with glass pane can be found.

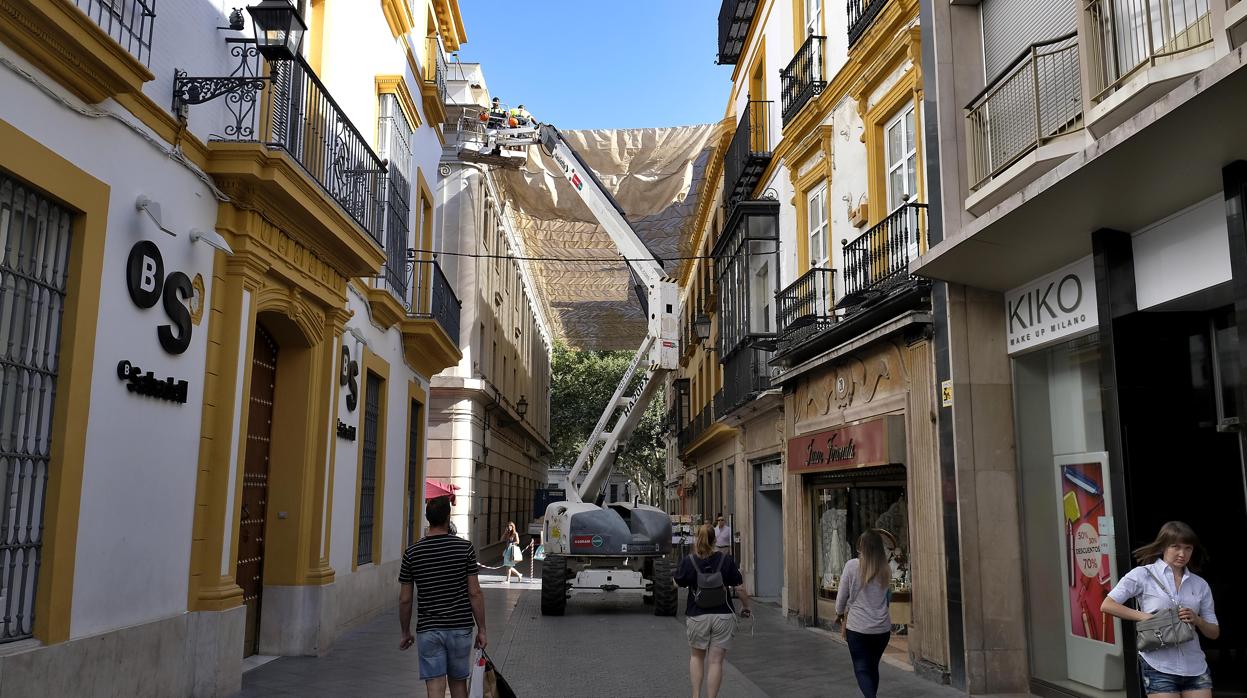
[807,185,828,267]
[805,0,822,34]
[886,105,918,211]
[814,481,910,603]
[378,94,414,301]
[0,171,72,643]
[358,372,383,565]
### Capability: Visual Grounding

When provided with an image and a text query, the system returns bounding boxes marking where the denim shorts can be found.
[416,627,473,680]
[1140,659,1213,695]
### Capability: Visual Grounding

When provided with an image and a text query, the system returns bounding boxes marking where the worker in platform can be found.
[487,97,507,128]
[509,104,533,127]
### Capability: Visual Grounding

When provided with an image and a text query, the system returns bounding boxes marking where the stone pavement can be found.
[238,571,967,697]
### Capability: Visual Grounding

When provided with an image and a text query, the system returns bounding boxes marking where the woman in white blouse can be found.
[1102,521,1220,698]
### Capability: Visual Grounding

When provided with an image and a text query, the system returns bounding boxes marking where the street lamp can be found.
[247,0,307,62]
[693,313,712,345]
[516,396,529,418]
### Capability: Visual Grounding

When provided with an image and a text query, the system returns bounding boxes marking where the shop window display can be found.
[813,481,911,608]
[1014,334,1124,696]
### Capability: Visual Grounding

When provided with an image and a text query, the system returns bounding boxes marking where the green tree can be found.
[550,341,666,504]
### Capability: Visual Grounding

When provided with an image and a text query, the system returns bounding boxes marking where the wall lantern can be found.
[516,395,529,418]
[693,313,712,344]
[246,0,307,62]
[172,1,305,127]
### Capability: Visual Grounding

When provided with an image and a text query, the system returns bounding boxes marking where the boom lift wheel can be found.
[541,554,568,616]
[652,556,677,617]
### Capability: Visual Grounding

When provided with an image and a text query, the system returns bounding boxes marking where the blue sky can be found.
[455,0,730,130]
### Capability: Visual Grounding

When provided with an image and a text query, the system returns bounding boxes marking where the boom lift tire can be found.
[541,554,568,616]
[652,557,677,617]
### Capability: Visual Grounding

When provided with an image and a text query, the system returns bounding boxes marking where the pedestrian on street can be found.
[398,496,488,698]
[713,514,732,556]
[1102,521,1219,697]
[502,521,524,583]
[675,523,753,698]
[836,529,893,698]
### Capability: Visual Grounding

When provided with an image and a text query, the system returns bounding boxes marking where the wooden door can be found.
[238,325,278,657]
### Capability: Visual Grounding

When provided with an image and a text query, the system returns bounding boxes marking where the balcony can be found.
[397,259,463,377]
[966,33,1082,205]
[847,0,889,47]
[1085,0,1213,104]
[717,348,772,417]
[75,0,154,64]
[713,199,779,356]
[678,402,714,453]
[723,100,773,208]
[776,267,836,354]
[718,0,760,65]
[781,35,826,124]
[841,202,927,306]
[422,35,451,123]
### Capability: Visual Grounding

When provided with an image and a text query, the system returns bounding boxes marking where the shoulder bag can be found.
[1134,566,1196,652]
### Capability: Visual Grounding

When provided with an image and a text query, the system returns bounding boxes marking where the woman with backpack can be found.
[835,529,894,698]
[674,524,752,698]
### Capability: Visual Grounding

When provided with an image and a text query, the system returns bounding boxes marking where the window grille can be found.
[406,400,421,546]
[0,171,73,643]
[358,372,383,565]
[378,94,414,303]
[75,0,156,65]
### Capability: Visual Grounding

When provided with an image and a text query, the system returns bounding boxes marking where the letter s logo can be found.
[341,344,359,412]
[158,271,193,355]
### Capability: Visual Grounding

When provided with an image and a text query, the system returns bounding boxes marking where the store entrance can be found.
[1113,307,1246,695]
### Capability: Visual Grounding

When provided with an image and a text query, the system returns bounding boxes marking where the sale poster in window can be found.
[1058,457,1115,644]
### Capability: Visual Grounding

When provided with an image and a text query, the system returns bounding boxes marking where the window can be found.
[0,171,73,643]
[610,483,618,502]
[806,184,828,267]
[358,372,384,565]
[804,0,822,35]
[406,400,421,546]
[378,94,414,301]
[885,104,918,211]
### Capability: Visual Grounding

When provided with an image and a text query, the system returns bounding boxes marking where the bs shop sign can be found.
[786,415,906,473]
[1005,256,1098,356]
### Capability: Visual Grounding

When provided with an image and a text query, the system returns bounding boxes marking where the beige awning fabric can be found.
[497,124,719,350]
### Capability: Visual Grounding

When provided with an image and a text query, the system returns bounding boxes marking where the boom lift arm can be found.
[479,123,679,504]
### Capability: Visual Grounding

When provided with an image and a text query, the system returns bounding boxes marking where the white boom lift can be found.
[458,111,680,615]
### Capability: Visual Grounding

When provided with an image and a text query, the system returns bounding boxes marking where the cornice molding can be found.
[0,0,154,103]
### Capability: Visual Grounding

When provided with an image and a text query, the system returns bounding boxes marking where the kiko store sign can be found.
[1005,256,1098,356]
[786,415,906,473]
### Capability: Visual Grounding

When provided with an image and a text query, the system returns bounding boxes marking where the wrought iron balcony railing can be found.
[847,0,888,47]
[781,35,826,124]
[410,258,462,343]
[967,33,1082,191]
[718,0,761,65]
[718,348,773,416]
[1085,0,1212,102]
[723,101,773,208]
[678,401,715,453]
[426,35,450,104]
[841,202,927,303]
[776,267,836,352]
[75,0,155,65]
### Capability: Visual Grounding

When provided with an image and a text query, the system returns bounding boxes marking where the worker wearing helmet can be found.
[487,97,507,128]
[509,104,533,127]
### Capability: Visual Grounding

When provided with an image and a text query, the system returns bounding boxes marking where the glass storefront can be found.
[1014,333,1125,697]
[810,467,911,632]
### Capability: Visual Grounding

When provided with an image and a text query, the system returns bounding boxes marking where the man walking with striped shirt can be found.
[399,496,487,698]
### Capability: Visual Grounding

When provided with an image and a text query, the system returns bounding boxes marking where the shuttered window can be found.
[358,372,383,565]
[0,171,72,643]
[981,0,1078,82]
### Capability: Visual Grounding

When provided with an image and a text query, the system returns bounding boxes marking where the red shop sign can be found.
[786,415,905,472]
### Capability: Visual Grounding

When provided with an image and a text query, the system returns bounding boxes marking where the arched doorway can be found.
[238,323,278,657]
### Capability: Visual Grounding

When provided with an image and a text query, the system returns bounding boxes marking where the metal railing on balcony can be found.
[678,401,715,453]
[781,35,826,124]
[847,0,889,47]
[718,0,761,64]
[718,348,773,416]
[75,0,155,65]
[410,258,462,342]
[842,203,927,302]
[723,100,773,207]
[1085,0,1212,102]
[426,35,450,104]
[776,267,836,351]
[966,33,1082,191]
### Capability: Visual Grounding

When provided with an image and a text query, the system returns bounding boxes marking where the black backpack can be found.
[691,553,728,609]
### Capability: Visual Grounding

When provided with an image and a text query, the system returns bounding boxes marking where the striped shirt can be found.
[398,534,478,632]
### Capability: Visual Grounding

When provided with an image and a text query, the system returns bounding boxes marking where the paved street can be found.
[238,567,962,698]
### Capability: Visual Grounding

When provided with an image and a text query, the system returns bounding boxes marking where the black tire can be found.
[652,557,677,617]
[541,554,567,616]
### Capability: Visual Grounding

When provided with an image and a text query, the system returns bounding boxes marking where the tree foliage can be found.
[550,341,666,504]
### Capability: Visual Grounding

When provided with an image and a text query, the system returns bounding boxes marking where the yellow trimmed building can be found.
[0,0,472,694]
[666,0,950,683]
